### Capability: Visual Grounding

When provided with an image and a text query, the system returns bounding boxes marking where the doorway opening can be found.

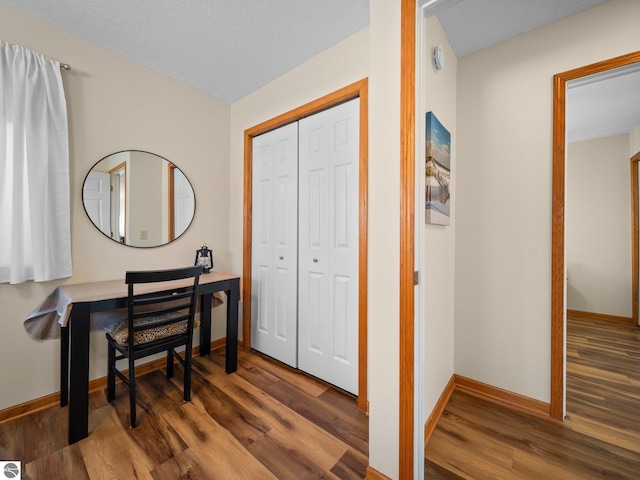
[551,50,640,419]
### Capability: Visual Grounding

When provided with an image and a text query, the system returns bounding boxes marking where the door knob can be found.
[313,258,318,263]
[279,256,284,260]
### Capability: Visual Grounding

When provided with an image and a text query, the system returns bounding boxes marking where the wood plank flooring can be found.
[425,316,640,479]
[5,316,637,479]
[0,349,368,479]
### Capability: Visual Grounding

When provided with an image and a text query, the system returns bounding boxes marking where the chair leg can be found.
[128,355,137,428]
[184,344,193,402]
[166,349,174,379]
[106,342,115,402]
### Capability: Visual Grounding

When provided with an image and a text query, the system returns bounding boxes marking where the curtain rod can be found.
[1,40,71,70]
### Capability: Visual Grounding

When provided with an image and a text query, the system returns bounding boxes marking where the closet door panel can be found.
[299,112,330,380]
[332,274,351,362]
[251,122,298,367]
[326,99,359,393]
[298,98,359,394]
[303,270,326,353]
[255,265,270,334]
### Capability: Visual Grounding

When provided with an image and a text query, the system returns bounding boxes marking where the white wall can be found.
[0,4,230,410]
[421,15,456,417]
[566,135,631,317]
[454,0,640,403]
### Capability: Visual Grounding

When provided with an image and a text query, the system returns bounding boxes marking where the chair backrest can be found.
[125,265,202,347]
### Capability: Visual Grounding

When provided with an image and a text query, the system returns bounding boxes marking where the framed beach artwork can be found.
[425,111,451,225]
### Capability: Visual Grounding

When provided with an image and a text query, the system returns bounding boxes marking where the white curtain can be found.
[0,40,72,284]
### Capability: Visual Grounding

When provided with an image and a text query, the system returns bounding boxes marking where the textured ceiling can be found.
[437,0,607,57]
[1,0,610,104]
[0,0,370,103]
[2,0,636,141]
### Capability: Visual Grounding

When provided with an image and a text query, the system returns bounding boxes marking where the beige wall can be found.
[421,15,457,418]
[566,135,631,317]
[0,4,231,410]
[366,1,401,476]
[454,0,640,402]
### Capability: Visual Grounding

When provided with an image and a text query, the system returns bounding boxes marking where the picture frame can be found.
[425,111,451,225]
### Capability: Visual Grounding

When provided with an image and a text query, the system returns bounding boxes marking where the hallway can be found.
[425,315,640,478]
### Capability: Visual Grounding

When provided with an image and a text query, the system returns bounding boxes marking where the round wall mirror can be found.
[82,150,196,247]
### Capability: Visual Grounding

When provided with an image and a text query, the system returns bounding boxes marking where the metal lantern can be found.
[195,244,213,273]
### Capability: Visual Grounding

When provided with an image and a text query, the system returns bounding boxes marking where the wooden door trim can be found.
[631,151,640,327]
[242,78,369,412]
[400,0,416,477]
[551,50,640,420]
[108,161,127,243]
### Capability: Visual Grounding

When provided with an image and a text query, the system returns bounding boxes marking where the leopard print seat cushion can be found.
[106,312,200,346]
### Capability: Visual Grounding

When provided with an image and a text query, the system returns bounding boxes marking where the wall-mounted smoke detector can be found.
[433,45,445,70]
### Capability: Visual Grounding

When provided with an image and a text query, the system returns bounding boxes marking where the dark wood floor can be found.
[5,316,639,479]
[425,316,640,479]
[0,349,368,479]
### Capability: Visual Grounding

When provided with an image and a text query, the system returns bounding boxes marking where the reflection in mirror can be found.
[82,150,196,247]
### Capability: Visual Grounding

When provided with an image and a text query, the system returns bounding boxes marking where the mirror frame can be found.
[82,150,196,248]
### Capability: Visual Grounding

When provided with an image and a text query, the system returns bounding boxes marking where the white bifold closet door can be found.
[298,99,359,394]
[251,122,299,368]
[251,98,359,395]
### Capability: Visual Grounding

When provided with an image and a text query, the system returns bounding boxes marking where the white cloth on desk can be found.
[23,283,225,340]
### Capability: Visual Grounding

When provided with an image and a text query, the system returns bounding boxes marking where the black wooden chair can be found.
[106,265,202,428]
